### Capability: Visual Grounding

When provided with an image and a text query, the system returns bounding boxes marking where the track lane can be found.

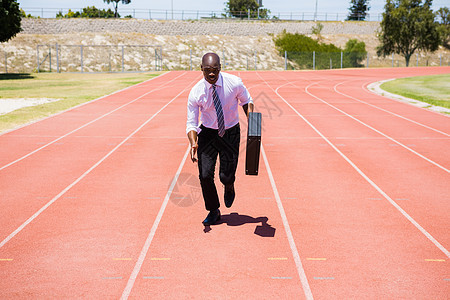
[334,80,450,136]
[253,70,449,298]
[0,73,203,298]
[0,72,196,245]
[0,71,185,170]
[302,81,449,172]
[267,70,449,249]
[122,72,310,299]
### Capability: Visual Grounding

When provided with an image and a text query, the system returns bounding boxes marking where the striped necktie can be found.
[212,84,225,137]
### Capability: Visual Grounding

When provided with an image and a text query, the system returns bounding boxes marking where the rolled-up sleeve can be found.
[237,78,253,106]
[186,90,200,134]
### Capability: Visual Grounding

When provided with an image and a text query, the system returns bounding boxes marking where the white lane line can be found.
[0,76,198,250]
[334,81,450,137]
[261,145,314,300]
[0,72,186,172]
[303,82,449,173]
[120,146,190,300]
[0,72,170,137]
[259,73,449,259]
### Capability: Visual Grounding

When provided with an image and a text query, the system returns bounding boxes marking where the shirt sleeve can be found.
[236,78,253,106]
[186,89,200,135]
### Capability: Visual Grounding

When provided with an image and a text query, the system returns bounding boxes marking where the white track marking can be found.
[333,81,450,136]
[120,146,190,300]
[364,80,450,118]
[0,72,185,172]
[302,81,449,173]
[251,77,313,298]
[120,76,274,298]
[0,76,198,250]
[261,145,314,300]
[256,72,449,258]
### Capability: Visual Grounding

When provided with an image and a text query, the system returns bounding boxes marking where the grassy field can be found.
[0,72,162,133]
[380,74,450,110]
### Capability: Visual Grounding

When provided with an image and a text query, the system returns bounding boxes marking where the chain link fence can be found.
[33,44,163,73]
[169,49,449,71]
[0,46,448,73]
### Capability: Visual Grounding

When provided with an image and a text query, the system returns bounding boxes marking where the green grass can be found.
[380,74,450,110]
[0,72,163,132]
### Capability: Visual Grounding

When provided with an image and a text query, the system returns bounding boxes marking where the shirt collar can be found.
[205,73,223,89]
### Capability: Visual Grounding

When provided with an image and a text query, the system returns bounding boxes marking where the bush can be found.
[343,39,367,67]
[56,6,117,18]
[274,30,367,69]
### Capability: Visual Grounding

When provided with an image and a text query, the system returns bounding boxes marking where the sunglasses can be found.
[202,67,220,73]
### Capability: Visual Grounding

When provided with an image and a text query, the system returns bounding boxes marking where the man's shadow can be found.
[204,212,276,237]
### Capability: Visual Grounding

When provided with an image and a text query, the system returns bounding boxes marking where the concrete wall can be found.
[21,18,380,36]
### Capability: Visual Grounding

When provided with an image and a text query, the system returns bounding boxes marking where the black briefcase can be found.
[245,112,262,176]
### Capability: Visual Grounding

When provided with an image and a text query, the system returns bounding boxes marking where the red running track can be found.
[0,67,449,299]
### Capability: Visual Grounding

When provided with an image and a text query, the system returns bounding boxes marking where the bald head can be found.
[201,52,221,84]
[202,53,220,66]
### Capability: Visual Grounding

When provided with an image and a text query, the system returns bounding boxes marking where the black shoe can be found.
[202,209,221,226]
[224,184,235,208]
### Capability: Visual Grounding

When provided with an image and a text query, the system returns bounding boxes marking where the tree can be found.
[376,0,440,66]
[347,0,371,20]
[103,0,131,18]
[225,0,270,19]
[0,0,22,43]
[436,7,449,49]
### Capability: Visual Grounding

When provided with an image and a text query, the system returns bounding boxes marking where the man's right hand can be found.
[190,143,198,163]
[187,130,198,163]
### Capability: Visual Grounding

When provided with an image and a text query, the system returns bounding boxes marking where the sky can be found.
[18,0,449,18]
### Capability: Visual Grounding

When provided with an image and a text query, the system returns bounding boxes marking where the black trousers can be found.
[197,123,240,211]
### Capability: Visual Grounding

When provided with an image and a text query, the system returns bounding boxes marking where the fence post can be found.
[248,9,250,20]
[340,52,343,69]
[313,51,315,70]
[37,46,40,73]
[440,54,442,66]
[254,51,257,70]
[222,48,225,70]
[154,48,157,71]
[285,51,287,70]
[366,53,369,68]
[56,43,60,73]
[80,45,83,73]
[330,58,332,69]
[49,46,52,72]
[149,9,151,19]
[246,54,249,70]
[122,45,125,72]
